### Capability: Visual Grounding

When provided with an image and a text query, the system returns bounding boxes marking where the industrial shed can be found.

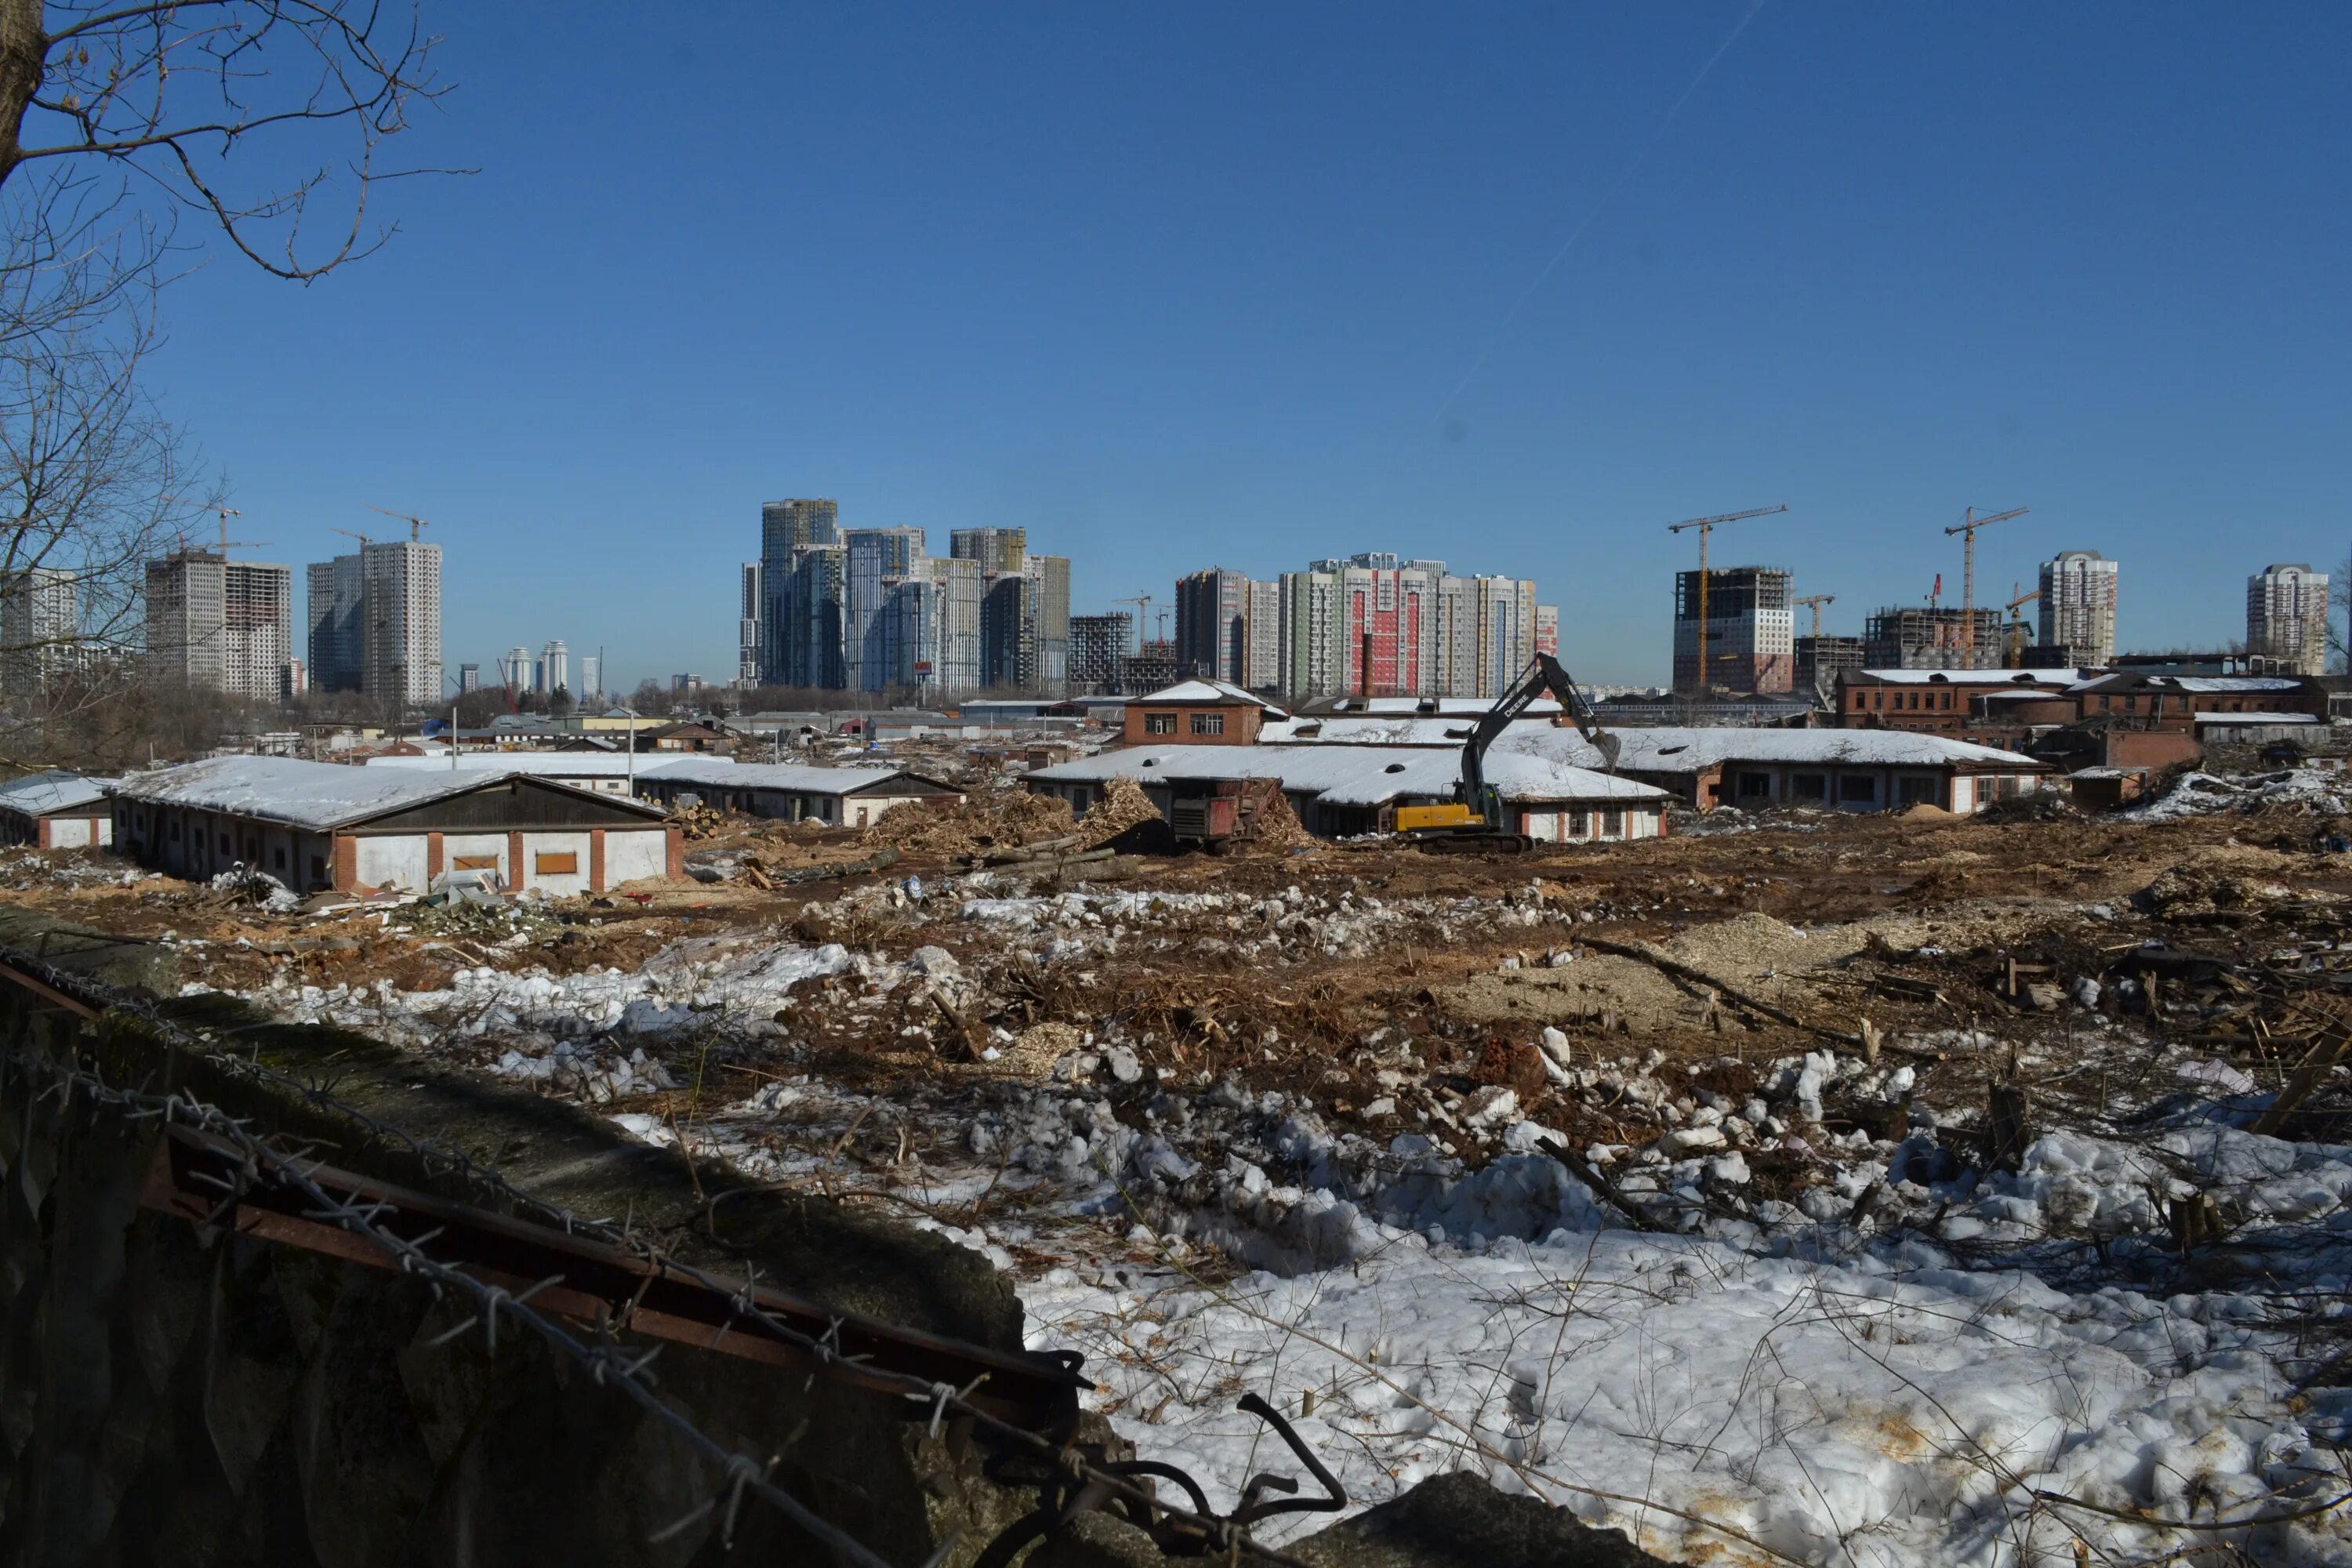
[1025,745,1668,841]
[630,758,965,827]
[1257,717,2049,814]
[365,752,722,795]
[0,771,115,848]
[111,757,679,895]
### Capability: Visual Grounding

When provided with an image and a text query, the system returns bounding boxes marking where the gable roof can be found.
[109,756,665,832]
[1131,679,1289,716]
[1027,744,1662,808]
[637,757,964,797]
[0,770,114,815]
[362,753,720,779]
[1256,717,2046,771]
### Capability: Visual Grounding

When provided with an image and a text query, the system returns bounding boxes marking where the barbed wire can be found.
[0,949,1315,1566]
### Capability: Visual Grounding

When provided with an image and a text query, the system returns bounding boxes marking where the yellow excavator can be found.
[1394,652,1621,851]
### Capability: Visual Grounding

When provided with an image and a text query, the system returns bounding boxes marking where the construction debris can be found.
[863,787,1075,858]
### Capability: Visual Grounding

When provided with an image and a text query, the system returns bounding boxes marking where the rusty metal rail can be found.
[142,1120,1088,1436]
[0,944,1329,1566]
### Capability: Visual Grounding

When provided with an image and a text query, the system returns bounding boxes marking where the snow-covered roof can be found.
[2195,711,2319,724]
[1495,726,2046,773]
[0,770,113,815]
[363,753,721,778]
[1131,679,1289,717]
[635,757,960,796]
[2073,674,2309,694]
[1260,717,2045,772]
[110,756,662,830]
[1027,744,1664,808]
[1310,695,1564,717]
[1853,668,2089,686]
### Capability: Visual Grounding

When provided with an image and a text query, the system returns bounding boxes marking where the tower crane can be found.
[1112,594,1152,656]
[1666,504,1790,695]
[162,499,267,555]
[366,504,431,542]
[1794,593,1835,640]
[1941,505,2028,661]
[330,528,373,550]
[2004,583,2042,668]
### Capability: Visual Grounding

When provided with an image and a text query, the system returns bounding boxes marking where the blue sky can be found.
[147,2,2352,689]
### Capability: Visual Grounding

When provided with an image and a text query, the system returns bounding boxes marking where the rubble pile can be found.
[2134,764,2352,821]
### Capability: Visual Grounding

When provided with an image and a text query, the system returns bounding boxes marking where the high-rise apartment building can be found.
[844,528,924,692]
[1069,613,1131,693]
[1534,604,1559,659]
[542,640,569,696]
[738,562,761,688]
[1176,567,1252,683]
[2248,563,2331,676]
[779,544,845,689]
[144,550,293,700]
[758,499,839,685]
[1244,579,1281,691]
[306,554,365,692]
[1795,635,1865,701]
[578,655,601,703]
[2038,550,2119,666]
[458,662,481,693]
[1025,553,1070,690]
[2,566,77,695]
[949,527,1025,575]
[1672,566,1794,695]
[502,646,534,693]
[359,541,442,709]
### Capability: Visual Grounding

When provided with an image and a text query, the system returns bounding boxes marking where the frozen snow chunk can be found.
[1462,1086,1519,1130]
[1661,1125,1727,1156]
[909,945,960,978]
[1501,1120,1563,1155]
[1707,1152,1751,1185]
[1102,1046,1143,1084]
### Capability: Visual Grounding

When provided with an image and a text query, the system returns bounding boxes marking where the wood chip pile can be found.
[1075,776,1163,847]
[862,788,1076,858]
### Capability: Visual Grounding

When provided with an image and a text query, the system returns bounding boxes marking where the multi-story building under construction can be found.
[1068,612,1131,694]
[1862,604,2002,671]
[144,550,293,700]
[1672,566,1794,695]
[359,540,443,709]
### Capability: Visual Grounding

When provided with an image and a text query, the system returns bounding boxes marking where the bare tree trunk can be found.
[0,1,40,185]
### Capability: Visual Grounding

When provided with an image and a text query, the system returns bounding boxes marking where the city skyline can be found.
[133,7,2352,689]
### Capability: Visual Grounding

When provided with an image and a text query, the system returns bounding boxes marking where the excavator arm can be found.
[1458,652,1620,813]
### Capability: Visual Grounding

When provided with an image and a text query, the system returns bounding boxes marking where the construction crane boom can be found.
[2004,584,2043,668]
[331,528,373,548]
[366,504,431,542]
[1793,593,1835,640]
[1111,595,1153,659]
[1664,504,1790,695]
[1940,505,2028,661]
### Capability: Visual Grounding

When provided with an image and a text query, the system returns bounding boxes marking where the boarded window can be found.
[452,855,500,872]
[534,851,580,876]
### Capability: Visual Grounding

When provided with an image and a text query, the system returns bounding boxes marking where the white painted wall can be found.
[603,829,667,887]
[45,818,104,848]
[354,835,431,892]
[444,833,510,885]
[521,830,593,898]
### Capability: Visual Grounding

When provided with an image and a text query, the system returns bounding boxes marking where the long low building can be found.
[0,771,116,848]
[112,757,679,895]
[1025,744,1671,841]
[627,758,966,827]
[364,752,725,795]
[1257,716,2050,812]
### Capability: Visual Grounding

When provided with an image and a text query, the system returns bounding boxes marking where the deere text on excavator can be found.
[1393,652,1621,853]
